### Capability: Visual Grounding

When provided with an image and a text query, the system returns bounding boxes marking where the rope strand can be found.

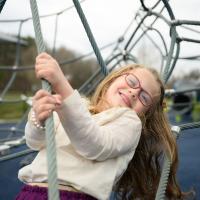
[29,0,59,199]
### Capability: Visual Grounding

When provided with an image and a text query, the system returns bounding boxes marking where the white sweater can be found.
[18,90,142,200]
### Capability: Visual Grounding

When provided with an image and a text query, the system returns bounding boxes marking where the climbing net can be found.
[0,0,200,199]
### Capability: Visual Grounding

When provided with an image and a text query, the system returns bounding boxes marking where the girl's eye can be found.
[140,91,151,105]
[129,80,137,87]
[127,76,138,88]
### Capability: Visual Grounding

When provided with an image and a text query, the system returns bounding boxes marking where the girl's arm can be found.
[25,89,62,150]
[58,90,142,161]
[25,110,60,150]
[33,52,142,160]
[25,52,70,150]
[25,110,46,150]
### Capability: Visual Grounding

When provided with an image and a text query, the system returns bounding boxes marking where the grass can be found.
[0,92,30,121]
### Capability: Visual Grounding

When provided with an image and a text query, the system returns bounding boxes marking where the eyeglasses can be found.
[125,73,153,106]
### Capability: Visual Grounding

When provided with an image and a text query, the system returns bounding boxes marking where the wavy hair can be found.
[89,64,183,199]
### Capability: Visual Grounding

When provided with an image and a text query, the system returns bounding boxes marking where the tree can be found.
[0,36,99,94]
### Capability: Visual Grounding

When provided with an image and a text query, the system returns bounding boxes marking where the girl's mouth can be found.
[119,91,132,108]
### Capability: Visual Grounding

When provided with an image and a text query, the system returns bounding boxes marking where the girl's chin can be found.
[132,107,140,114]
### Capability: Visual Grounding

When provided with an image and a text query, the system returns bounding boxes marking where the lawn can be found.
[0,92,30,121]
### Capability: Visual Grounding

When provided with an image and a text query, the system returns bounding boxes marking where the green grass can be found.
[0,92,30,121]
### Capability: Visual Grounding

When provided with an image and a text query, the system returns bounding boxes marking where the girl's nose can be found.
[128,87,140,97]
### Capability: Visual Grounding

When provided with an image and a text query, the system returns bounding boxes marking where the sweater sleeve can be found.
[25,110,59,151]
[58,90,142,161]
[25,119,46,151]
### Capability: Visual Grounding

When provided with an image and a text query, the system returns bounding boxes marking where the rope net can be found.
[0,0,200,199]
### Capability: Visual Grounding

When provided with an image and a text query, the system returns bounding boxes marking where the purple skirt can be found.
[15,185,97,200]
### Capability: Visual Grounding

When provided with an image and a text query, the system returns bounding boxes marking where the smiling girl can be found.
[16,53,183,200]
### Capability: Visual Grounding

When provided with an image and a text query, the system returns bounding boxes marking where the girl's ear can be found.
[162,100,167,109]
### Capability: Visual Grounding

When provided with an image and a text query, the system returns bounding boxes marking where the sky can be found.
[0,0,200,77]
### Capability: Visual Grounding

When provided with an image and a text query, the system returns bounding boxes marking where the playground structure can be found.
[0,0,200,199]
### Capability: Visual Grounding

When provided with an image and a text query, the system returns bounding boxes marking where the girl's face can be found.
[104,68,160,114]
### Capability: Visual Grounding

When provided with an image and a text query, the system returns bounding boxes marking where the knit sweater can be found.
[18,90,142,200]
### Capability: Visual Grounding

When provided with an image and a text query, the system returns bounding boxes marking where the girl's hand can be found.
[33,89,62,124]
[35,52,74,99]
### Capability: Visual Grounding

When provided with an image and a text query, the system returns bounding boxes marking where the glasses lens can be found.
[139,91,152,106]
[126,74,139,88]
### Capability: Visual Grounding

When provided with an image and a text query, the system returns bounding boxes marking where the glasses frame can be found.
[124,73,153,107]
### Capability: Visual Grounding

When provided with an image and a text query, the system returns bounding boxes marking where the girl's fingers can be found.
[35,53,66,95]
[35,68,53,80]
[33,92,62,123]
[34,90,62,106]
[33,103,55,123]
[37,109,52,123]
[34,102,56,113]
[52,94,62,105]
[36,53,55,67]
[35,63,59,82]
[35,63,52,73]
[34,96,57,113]
[36,52,52,60]
[34,90,51,101]
[35,58,49,65]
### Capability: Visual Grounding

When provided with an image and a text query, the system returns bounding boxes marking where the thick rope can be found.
[0,149,35,162]
[155,125,180,200]
[29,0,59,200]
[180,121,200,131]
[72,0,108,76]
[1,1,199,200]
[153,0,178,199]
[155,154,172,200]
[0,0,6,13]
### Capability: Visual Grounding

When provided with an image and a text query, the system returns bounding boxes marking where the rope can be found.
[0,0,6,13]
[72,0,108,76]
[29,0,59,200]
[180,121,200,131]
[151,1,177,199]
[155,154,172,200]
[0,149,35,162]
[155,125,180,200]
[1,1,200,200]
[0,0,86,22]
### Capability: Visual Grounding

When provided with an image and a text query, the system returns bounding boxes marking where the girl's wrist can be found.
[30,110,46,131]
[55,80,74,100]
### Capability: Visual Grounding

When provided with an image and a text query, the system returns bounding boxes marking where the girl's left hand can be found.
[32,89,62,124]
[35,52,74,99]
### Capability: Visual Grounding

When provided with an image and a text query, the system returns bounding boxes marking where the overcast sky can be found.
[1,0,200,77]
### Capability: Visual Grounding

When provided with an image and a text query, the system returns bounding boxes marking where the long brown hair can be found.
[89,64,183,199]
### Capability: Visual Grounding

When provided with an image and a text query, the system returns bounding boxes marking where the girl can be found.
[16,52,183,200]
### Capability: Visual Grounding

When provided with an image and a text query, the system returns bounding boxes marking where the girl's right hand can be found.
[32,89,62,124]
[35,52,74,100]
